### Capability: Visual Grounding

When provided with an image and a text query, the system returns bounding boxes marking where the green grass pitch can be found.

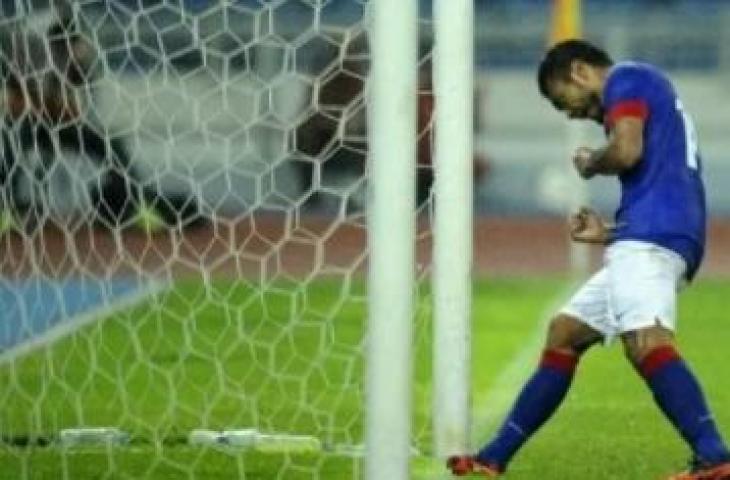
[0,277,728,479]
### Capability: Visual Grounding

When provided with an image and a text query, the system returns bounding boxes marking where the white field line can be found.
[414,280,580,480]
[470,280,579,442]
[0,280,170,365]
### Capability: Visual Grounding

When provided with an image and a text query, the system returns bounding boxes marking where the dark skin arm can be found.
[568,117,644,244]
[569,206,615,245]
[573,116,645,179]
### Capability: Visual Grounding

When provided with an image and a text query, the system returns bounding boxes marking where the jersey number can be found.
[676,99,699,170]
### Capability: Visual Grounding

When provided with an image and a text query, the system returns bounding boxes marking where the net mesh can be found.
[0,1,435,478]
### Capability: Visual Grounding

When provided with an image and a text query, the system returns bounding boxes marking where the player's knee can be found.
[620,325,675,366]
[545,314,598,356]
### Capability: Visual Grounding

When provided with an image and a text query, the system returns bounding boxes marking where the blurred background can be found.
[1,3,730,478]
[2,0,729,224]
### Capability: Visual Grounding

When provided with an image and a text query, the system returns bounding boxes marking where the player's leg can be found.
[449,273,607,476]
[0,123,18,231]
[1,118,41,210]
[609,242,730,478]
[71,123,202,228]
[60,121,135,176]
[1,125,16,202]
[13,118,54,230]
[57,123,140,225]
[622,327,730,479]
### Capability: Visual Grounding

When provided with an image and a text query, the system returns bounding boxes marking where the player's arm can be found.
[573,115,645,179]
[569,206,616,245]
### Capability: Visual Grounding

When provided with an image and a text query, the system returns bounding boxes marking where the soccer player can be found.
[1,12,141,227]
[1,7,203,230]
[447,39,730,480]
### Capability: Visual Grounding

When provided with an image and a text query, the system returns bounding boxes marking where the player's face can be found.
[547,78,604,124]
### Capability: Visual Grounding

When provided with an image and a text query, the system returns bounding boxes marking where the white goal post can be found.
[366,0,417,479]
[367,0,474,476]
[0,0,474,478]
[432,0,474,459]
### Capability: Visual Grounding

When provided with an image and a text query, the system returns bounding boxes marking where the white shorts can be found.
[559,240,688,343]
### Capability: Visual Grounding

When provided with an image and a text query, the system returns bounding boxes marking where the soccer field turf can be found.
[0,277,728,479]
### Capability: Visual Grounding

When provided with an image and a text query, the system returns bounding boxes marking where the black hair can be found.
[537,39,613,98]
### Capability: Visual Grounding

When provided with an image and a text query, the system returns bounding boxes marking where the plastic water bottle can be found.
[59,428,129,447]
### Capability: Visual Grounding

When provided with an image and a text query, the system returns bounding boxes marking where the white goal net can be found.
[0,1,436,479]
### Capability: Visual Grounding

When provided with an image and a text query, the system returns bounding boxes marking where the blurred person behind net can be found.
[1,4,202,230]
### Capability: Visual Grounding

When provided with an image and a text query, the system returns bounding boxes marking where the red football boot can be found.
[667,457,730,480]
[447,456,502,477]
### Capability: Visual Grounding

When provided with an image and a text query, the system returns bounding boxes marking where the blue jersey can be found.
[602,62,706,279]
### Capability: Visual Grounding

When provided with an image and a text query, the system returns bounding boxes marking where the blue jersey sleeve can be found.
[603,64,651,129]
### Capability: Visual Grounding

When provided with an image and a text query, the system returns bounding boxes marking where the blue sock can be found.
[640,346,730,465]
[476,349,578,470]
